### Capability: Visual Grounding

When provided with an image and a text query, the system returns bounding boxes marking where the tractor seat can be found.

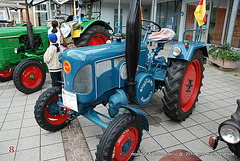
[148,28,175,43]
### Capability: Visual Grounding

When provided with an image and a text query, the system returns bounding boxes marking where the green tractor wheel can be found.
[75,25,110,47]
[0,69,14,82]
[13,59,46,94]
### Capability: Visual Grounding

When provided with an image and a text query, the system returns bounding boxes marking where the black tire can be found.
[96,113,143,161]
[228,144,240,157]
[13,59,46,94]
[74,25,110,47]
[162,50,204,121]
[0,68,14,82]
[34,86,69,132]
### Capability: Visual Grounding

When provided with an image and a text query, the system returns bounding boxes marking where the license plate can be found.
[62,88,78,112]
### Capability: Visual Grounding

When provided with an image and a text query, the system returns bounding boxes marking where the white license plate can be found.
[62,88,78,112]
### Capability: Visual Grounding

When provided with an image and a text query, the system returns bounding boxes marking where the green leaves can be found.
[209,45,240,61]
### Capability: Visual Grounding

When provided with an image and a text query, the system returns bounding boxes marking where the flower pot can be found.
[208,55,236,69]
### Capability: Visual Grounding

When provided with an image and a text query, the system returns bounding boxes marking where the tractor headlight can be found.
[172,47,181,57]
[14,47,21,54]
[219,120,240,144]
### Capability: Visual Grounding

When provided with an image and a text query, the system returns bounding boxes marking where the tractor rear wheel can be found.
[162,50,204,121]
[0,68,14,82]
[75,25,110,47]
[13,59,46,94]
[34,86,69,132]
[96,113,143,161]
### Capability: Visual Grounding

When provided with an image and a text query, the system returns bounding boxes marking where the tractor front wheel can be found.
[0,68,14,82]
[162,50,204,121]
[75,25,110,47]
[96,113,143,161]
[13,59,46,94]
[34,86,69,132]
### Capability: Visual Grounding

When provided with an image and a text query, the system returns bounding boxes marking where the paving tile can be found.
[21,118,38,128]
[0,129,20,142]
[139,137,162,153]
[171,129,197,143]
[179,118,198,128]
[41,131,62,146]
[142,106,162,115]
[23,111,34,119]
[154,133,180,149]
[201,121,219,133]
[19,126,40,138]
[25,104,35,112]
[86,136,100,151]
[5,112,23,122]
[0,100,11,108]
[160,121,183,132]
[10,100,26,107]
[78,117,98,127]
[0,153,15,161]
[190,113,211,124]
[48,157,67,161]
[17,135,40,151]
[214,108,234,117]
[148,124,167,136]
[151,113,171,123]
[187,124,212,138]
[0,139,18,154]
[199,153,228,161]
[184,139,213,154]
[15,147,40,161]
[82,125,103,138]
[41,143,65,160]
[202,110,224,120]
[7,105,25,114]
[1,120,22,130]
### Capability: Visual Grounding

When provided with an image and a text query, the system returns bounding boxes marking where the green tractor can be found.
[0,0,112,94]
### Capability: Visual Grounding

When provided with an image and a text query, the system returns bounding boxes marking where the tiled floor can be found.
[0,47,240,160]
[79,63,240,161]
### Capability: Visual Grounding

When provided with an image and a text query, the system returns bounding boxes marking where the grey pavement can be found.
[0,44,240,161]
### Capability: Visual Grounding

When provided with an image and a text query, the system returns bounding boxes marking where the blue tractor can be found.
[34,0,208,160]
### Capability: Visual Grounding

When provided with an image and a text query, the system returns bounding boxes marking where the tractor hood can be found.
[0,26,49,38]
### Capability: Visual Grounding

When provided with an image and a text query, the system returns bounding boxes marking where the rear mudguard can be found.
[122,105,149,131]
[24,54,49,73]
[168,41,208,61]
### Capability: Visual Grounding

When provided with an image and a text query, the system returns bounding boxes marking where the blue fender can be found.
[168,41,208,61]
[122,105,149,131]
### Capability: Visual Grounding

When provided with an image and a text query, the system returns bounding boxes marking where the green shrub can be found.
[209,44,240,61]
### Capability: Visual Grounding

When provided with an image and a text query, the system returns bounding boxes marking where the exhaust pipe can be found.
[125,0,141,102]
[25,0,35,49]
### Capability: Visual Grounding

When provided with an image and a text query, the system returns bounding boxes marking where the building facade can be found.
[3,0,240,48]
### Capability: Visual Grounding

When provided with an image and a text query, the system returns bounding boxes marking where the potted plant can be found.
[208,44,240,69]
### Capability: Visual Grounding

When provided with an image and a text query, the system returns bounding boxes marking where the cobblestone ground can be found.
[61,119,93,161]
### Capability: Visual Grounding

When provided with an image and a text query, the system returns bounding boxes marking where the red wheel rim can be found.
[45,96,69,125]
[0,69,14,78]
[113,127,139,161]
[21,65,42,89]
[88,34,107,46]
[180,60,201,112]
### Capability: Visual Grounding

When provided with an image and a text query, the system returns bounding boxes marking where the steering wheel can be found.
[142,19,161,32]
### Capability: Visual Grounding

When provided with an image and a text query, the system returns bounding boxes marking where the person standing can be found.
[44,33,63,87]
[48,20,71,51]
